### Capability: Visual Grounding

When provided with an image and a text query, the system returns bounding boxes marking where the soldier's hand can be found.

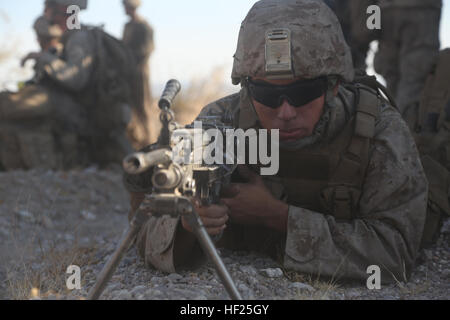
[21,52,41,67]
[222,165,288,232]
[181,201,229,236]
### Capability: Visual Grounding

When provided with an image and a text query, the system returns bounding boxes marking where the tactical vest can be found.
[238,84,380,220]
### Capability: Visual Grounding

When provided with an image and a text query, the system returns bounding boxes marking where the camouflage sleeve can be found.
[37,31,95,92]
[284,106,429,283]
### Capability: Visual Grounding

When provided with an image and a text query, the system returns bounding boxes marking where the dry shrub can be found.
[283,269,340,300]
[6,241,99,300]
[146,66,233,144]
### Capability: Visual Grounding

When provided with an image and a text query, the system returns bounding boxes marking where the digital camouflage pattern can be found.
[374,0,442,116]
[125,83,428,283]
[122,0,429,284]
[324,0,375,71]
[231,0,354,85]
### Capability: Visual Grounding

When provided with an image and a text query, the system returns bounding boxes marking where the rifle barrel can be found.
[123,149,172,175]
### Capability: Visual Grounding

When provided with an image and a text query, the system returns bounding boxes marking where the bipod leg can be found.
[181,200,242,300]
[87,208,150,300]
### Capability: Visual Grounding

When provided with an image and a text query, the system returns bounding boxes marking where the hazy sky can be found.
[1,0,449,91]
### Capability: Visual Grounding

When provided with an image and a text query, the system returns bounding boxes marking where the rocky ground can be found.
[0,169,448,300]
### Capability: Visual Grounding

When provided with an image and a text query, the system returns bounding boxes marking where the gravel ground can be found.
[0,169,448,300]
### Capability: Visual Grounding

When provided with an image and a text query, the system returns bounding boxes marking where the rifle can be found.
[88,80,242,300]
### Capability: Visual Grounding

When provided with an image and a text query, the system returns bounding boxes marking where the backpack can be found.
[82,27,136,133]
[89,27,135,108]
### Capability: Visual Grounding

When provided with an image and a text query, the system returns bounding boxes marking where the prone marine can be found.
[124,0,430,284]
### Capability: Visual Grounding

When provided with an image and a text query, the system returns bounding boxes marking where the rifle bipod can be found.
[87,195,242,300]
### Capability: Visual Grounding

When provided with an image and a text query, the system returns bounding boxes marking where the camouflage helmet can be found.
[46,0,88,10]
[123,0,141,8]
[231,0,354,85]
[33,16,63,39]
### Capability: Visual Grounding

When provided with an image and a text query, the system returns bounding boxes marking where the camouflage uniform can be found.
[124,0,428,283]
[323,0,374,71]
[0,25,93,170]
[122,0,155,148]
[0,15,83,170]
[374,0,442,119]
[29,16,64,85]
[1,0,133,169]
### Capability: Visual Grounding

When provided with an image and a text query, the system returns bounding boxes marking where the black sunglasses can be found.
[247,77,328,109]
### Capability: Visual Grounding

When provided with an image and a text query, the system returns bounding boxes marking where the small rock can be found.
[256,284,270,295]
[289,282,316,293]
[239,265,257,277]
[146,289,162,298]
[130,285,147,296]
[83,166,98,174]
[417,265,427,272]
[440,219,450,234]
[64,234,74,241]
[168,273,183,282]
[0,227,9,237]
[441,269,450,279]
[150,276,164,284]
[260,268,284,278]
[222,257,233,264]
[135,294,145,300]
[41,215,54,229]
[114,290,132,300]
[238,283,255,300]
[423,249,433,260]
[344,289,360,299]
[105,283,120,293]
[17,210,35,221]
[246,276,259,287]
[81,210,97,221]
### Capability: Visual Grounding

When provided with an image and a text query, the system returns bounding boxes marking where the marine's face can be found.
[249,77,329,142]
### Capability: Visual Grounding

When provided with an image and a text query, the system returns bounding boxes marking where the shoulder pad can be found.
[354,85,381,139]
